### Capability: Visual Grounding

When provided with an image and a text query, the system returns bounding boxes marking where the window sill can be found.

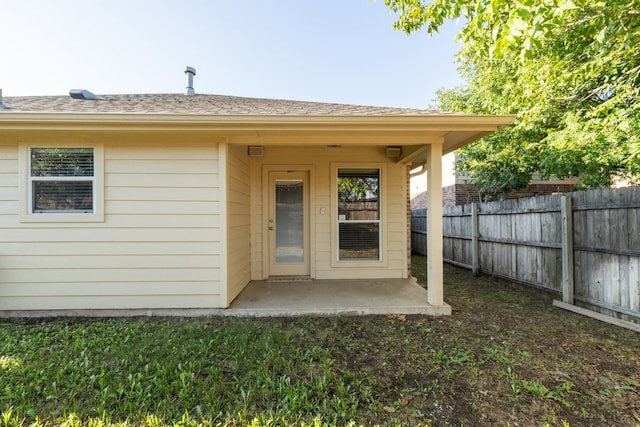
[330,259,387,268]
[19,213,105,223]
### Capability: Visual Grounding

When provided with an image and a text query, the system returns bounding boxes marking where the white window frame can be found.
[330,163,387,268]
[19,143,104,223]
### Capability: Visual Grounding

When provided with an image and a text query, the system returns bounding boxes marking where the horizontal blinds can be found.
[30,148,95,213]
[31,148,94,177]
[338,223,380,260]
[32,181,93,212]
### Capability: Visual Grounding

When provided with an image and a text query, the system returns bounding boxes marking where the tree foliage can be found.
[386,0,640,196]
[338,177,379,203]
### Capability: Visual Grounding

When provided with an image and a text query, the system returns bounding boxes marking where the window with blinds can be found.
[29,148,95,213]
[337,168,380,260]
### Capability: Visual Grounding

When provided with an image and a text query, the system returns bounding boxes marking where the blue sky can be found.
[0,1,463,109]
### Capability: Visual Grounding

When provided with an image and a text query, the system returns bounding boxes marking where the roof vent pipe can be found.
[0,89,7,109]
[184,66,196,96]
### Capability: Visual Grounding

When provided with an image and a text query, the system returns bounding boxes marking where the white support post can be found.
[426,143,444,306]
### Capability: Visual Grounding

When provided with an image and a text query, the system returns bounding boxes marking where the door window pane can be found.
[275,179,304,263]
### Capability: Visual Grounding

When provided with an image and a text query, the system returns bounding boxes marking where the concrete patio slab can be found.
[0,278,451,318]
[223,278,452,317]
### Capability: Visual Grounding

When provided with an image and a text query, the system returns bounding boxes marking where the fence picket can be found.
[411,186,640,321]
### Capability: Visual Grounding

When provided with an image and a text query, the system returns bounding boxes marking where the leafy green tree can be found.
[386,0,640,196]
[338,175,379,202]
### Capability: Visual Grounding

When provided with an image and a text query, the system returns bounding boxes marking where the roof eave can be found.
[0,112,515,135]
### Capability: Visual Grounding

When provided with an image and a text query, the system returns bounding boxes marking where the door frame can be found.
[262,165,315,278]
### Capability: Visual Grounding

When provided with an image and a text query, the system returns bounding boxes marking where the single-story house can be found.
[0,82,513,314]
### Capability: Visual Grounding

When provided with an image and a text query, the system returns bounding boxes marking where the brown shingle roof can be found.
[0,93,442,116]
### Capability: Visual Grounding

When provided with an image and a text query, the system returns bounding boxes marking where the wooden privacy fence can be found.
[411,187,640,322]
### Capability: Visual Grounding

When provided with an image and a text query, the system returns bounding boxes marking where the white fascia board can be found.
[0,112,515,132]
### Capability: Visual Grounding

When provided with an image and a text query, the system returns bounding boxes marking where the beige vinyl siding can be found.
[225,144,251,305]
[249,157,264,280]
[249,146,408,280]
[0,143,18,222]
[386,189,409,273]
[0,137,225,311]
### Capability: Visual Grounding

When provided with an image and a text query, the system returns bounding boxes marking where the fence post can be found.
[561,195,574,304]
[471,202,480,276]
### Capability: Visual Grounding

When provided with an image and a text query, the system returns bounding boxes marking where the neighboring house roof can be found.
[0,93,442,115]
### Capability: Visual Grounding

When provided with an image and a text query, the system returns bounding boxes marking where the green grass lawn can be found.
[1,256,639,426]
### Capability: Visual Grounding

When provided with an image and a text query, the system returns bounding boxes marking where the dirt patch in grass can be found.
[0,257,639,426]
[406,257,640,426]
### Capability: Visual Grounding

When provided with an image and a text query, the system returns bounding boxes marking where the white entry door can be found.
[268,171,310,276]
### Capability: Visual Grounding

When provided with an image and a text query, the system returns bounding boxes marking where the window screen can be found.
[30,148,95,213]
[337,168,380,260]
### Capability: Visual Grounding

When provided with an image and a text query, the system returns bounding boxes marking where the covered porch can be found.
[232,114,514,312]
